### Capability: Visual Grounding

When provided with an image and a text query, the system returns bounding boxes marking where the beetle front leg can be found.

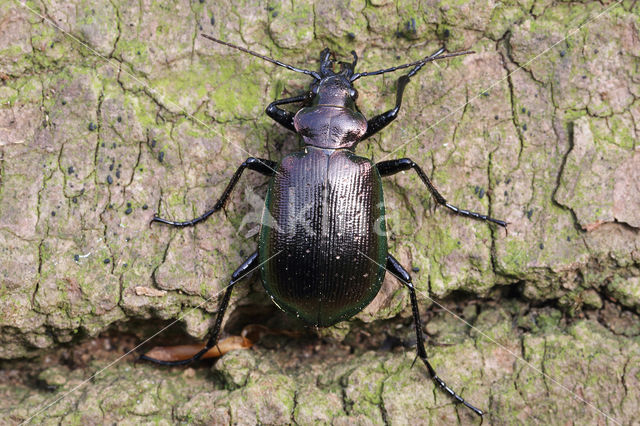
[362,48,446,141]
[361,75,410,141]
[265,94,309,133]
[376,159,507,227]
[140,251,259,366]
[152,157,277,227]
[386,254,484,417]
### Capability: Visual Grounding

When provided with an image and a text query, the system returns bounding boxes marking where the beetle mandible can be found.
[143,34,507,417]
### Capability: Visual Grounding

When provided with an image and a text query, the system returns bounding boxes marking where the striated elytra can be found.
[142,34,507,417]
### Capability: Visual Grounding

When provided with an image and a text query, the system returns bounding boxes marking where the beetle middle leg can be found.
[152,157,276,227]
[377,159,507,227]
[386,254,484,416]
[141,251,259,366]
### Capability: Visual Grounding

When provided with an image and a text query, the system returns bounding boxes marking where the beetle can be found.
[142,34,507,417]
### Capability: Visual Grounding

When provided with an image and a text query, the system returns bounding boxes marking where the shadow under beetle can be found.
[143,34,507,417]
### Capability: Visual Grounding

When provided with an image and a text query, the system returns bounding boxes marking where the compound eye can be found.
[311,85,320,96]
[350,89,358,100]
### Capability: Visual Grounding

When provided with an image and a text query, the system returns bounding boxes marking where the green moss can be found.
[426,226,465,293]
[166,191,185,208]
[115,39,150,66]
[294,386,346,423]
[0,44,27,58]
[148,58,264,122]
[536,3,600,31]
[499,239,531,276]
[15,77,42,102]
[486,5,525,40]
[214,350,256,389]
[596,114,635,150]
[607,276,640,311]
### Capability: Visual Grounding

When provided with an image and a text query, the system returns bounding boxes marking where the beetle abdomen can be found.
[259,148,387,327]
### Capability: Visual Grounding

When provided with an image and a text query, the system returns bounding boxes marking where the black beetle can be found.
[143,34,507,417]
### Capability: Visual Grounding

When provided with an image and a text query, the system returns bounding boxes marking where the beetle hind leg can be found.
[386,254,484,417]
[140,251,259,366]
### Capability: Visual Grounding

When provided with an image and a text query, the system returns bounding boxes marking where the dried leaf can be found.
[135,286,167,297]
[142,336,252,362]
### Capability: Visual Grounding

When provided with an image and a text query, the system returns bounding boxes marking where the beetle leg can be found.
[376,159,507,227]
[362,48,446,141]
[152,157,277,227]
[265,94,309,132]
[361,75,410,141]
[140,251,259,366]
[386,254,484,417]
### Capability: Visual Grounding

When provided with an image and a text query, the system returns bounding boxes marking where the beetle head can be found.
[308,49,359,108]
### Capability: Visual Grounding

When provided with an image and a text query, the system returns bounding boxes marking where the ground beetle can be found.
[143,34,507,417]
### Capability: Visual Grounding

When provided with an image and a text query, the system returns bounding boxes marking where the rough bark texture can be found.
[0,0,639,424]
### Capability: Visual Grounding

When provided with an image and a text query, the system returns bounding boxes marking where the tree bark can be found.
[0,0,638,423]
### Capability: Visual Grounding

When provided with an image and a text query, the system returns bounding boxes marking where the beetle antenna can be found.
[350,49,474,81]
[201,34,321,80]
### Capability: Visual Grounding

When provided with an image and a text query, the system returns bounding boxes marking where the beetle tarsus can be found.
[376,158,507,228]
[150,209,216,227]
[386,254,485,417]
[141,251,259,366]
[151,157,276,228]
